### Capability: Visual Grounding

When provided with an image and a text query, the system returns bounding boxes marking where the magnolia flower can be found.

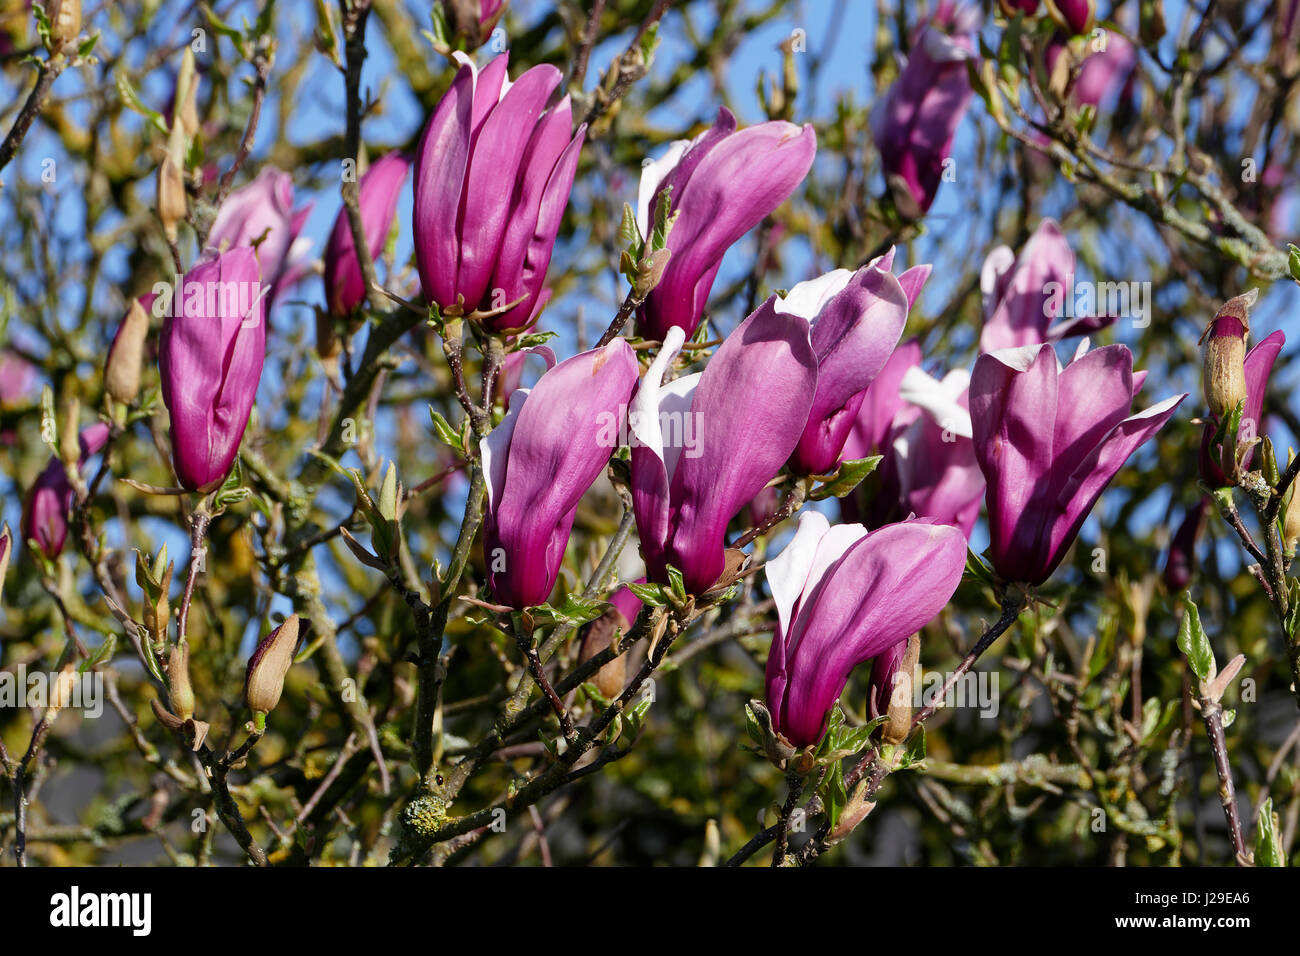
[323,152,411,317]
[1047,0,1093,34]
[872,365,985,537]
[159,248,266,492]
[22,423,111,559]
[841,340,925,461]
[870,3,978,218]
[764,511,966,747]
[776,252,916,475]
[635,108,817,341]
[483,340,639,608]
[631,302,817,594]
[439,0,509,49]
[979,219,1112,352]
[1074,32,1137,109]
[414,53,585,333]
[207,167,313,305]
[971,342,1185,585]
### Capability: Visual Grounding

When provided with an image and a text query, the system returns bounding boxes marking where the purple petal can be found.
[639,120,817,340]
[413,58,476,310]
[970,344,1059,584]
[771,519,966,747]
[323,152,411,316]
[485,339,639,607]
[663,299,817,593]
[456,64,562,309]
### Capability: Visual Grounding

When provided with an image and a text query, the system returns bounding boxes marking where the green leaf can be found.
[809,455,882,501]
[896,725,927,771]
[428,407,465,454]
[115,72,170,135]
[530,594,608,629]
[1255,798,1287,866]
[819,757,848,832]
[964,548,996,589]
[666,564,687,602]
[627,581,669,607]
[1176,598,1215,683]
[1289,243,1300,284]
[80,635,116,675]
[650,186,677,253]
[618,202,643,255]
[743,701,764,747]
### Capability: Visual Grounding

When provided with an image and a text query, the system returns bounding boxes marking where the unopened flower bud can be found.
[880,634,920,747]
[157,154,187,243]
[48,663,80,715]
[1047,0,1093,34]
[168,640,195,721]
[1284,453,1300,555]
[105,298,150,405]
[174,48,200,140]
[1200,290,1256,419]
[245,614,301,726]
[47,0,81,47]
[135,546,173,646]
[58,397,81,469]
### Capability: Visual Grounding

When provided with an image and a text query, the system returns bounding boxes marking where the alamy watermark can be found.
[1044,274,1151,329]
[0,665,103,718]
[595,405,704,459]
[888,666,1000,719]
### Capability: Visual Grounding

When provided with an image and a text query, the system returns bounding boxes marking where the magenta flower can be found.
[482,339,639,608]
[1199,330,1285,486]
[413,53,585,334]
[159,248,266,493]
[1048,0,1093,34]
[871,366,986,537]
[207,167,313,305]
[979,219,1113,352]
[1074,31,1136,109]
[439,0,509,47]
[841,339,925,461]
[777,256,912,476]
[764,511,966,747]
[971,343,1185,585]
[631,305,817,594]
[635,108,817,341]
[323,152,411,317]
[869,3,978,218]
[22,423,111,559]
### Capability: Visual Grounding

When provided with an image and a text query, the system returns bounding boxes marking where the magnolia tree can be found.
[0,0,1297,869]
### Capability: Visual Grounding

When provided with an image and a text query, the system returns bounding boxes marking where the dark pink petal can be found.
[323,152,411,317]
[970,344,1059,584]
[663,300,817,593]
[456,64,562,309]
[484,339,639,608]
[413,58,477,310]
[639,119,816,340]
[771,519,965,747]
